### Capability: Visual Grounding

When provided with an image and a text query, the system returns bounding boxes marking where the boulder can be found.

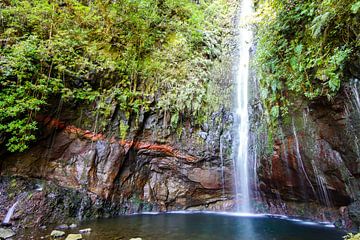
[50,230,65,238]
[65,234,82,240]
[0,228,15,239]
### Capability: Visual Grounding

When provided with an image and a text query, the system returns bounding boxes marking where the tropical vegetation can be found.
[0,0,235,152]
[254,0,360,125]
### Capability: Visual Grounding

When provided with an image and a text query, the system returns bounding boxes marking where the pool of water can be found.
[21,212,346,240]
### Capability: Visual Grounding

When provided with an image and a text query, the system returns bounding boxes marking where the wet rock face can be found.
[261,135,351,205]
[0,177,111,229]
[256,86,360,227]
[1,132,126,200]
[0,109,233,227]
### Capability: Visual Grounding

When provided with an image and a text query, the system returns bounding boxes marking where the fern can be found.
[310,12,333,38]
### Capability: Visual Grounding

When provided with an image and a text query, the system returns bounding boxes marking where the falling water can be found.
[345,79,360,198]
[219,136,226,200]
[3,193,27,225]
[251,141,260,201]
[291,119,316,198]
[278,126,290,175]
[3,201,19,225]
[302,108,331,206]
[350,78,360,114]
[311,160,331,206]
[278,125,295,199]
[232,0,254,213]
[345,91,360,160]
[348,78,360,165]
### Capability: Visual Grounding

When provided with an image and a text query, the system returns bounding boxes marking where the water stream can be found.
[3,202,19,225]
[311,160,331,207]
[232,0,254,213]
[219,135,226,201]
[350,78,360,114]
[2,192,27,225]
[291,119,316,199]
[344,96,360,161]
[302,109,332,206]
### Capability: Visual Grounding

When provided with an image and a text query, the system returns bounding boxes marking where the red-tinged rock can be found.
[187,168,222,189]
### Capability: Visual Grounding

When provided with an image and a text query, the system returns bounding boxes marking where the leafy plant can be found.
[254,0,360,128]
[0,0,235,152]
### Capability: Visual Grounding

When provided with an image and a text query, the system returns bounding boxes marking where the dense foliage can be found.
[254,0,360,125]
[0,0,235,152]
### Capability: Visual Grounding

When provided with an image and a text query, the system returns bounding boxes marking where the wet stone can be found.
[79,228,91,233]
[69,224,77,229]
[65,234,82,240]
[56,224,69,230]
[0,228,15,239]
[50,230,65,238]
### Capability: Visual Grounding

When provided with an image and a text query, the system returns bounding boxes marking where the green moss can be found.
[119,124,129,140]
[10,179,17,188]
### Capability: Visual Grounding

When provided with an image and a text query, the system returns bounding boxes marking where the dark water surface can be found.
[22,212,346,240]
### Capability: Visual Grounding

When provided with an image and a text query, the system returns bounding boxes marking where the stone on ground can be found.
[50,230,65,238]
[0,228,15,239]
[79,228,91,233]
[69,223,77,229]
[65,233,82,240]
[56,224,69,229]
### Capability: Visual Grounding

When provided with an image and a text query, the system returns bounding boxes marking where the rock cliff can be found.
[256,81,360,229]
[0,106,234,229]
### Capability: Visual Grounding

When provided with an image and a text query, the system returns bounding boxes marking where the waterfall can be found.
[220,136,226,200]
[311,161,331,206]
[291,119,317,200]
[350,78,360,114]
[232,0,254,213]
[2,193,27,225]
[346,80,360,160]
[3,201,19,225]
[302,109,332,206]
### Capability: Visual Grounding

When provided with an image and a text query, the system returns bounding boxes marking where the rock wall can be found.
[255,82,360,229]
[0,107,234,229]
[0,63,359,232]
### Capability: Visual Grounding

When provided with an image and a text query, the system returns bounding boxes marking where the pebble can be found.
[50,230,65,238]
[79,228,91,233]
[69,223,78,229]
[65,233,82,240]
[56,224,69,229]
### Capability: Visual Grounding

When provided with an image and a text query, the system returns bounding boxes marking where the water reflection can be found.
[22,213,346,240]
